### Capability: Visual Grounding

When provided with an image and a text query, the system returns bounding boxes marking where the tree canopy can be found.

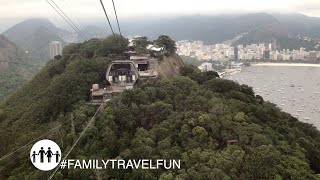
[132,36,150,55]
[155,35,177,54]
[133,36,150,48]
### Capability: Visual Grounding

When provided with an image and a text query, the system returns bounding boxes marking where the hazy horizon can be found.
[2,0,320,18]
[1,11,320,34]
[1,0,320,33]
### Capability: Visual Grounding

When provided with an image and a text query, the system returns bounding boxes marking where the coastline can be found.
[252,63,320,67]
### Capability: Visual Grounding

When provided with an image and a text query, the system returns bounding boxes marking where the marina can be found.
[225,64,320,129]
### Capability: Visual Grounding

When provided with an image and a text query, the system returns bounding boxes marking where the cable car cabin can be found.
[130,56,158,79]
[89,61,139,106]
[89,58,159,105]
[106,60,139,92]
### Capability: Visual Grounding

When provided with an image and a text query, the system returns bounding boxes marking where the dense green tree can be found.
[180,65,219,84]
[204,78,240,93]
[155,35,177,54]
[62,43,81,55]
[242,145,281,179]
[96,34,128,57]
[133,36,150,48]
[180,55,202,66]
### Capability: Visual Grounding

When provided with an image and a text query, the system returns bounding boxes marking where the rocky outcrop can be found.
[157,53,184,78]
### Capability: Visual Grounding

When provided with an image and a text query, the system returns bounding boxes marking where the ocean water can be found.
[225,65,320,129]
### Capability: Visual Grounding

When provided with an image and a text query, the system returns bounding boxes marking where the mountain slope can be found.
[234,19,289,44]
[123,13,279,44]
[274,13,320,38]
[0,35,40,101]
[0,35,320,179]
[2,19,66,60]
[2,19,62,42]
[234,13,320,50]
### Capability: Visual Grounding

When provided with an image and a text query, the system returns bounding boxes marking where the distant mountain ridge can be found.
[120,13,320,50]
[2,19,65,42]
[233,13,320,50]
[2,18,66,60]
[2,13,320,53]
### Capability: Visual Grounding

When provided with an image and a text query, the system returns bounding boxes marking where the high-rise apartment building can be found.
[49,41,62,59]
[234,46,239,61]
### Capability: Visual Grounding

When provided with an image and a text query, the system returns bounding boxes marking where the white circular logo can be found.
[30,139,62,171]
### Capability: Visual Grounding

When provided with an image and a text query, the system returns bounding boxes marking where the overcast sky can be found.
[1,0,320,31]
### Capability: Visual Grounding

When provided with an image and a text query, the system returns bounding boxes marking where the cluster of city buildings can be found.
[177,40,320,62]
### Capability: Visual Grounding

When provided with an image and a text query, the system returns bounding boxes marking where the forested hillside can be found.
[1,35,320,179]
[0,35,41,101]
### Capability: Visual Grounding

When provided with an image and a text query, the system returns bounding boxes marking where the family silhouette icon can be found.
[30,147,60,163]
[30,139,62,171]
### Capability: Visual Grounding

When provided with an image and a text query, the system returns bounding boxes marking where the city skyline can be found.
[177,40,320,61]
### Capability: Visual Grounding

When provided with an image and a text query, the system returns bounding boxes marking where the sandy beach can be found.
[252,63,320,67]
